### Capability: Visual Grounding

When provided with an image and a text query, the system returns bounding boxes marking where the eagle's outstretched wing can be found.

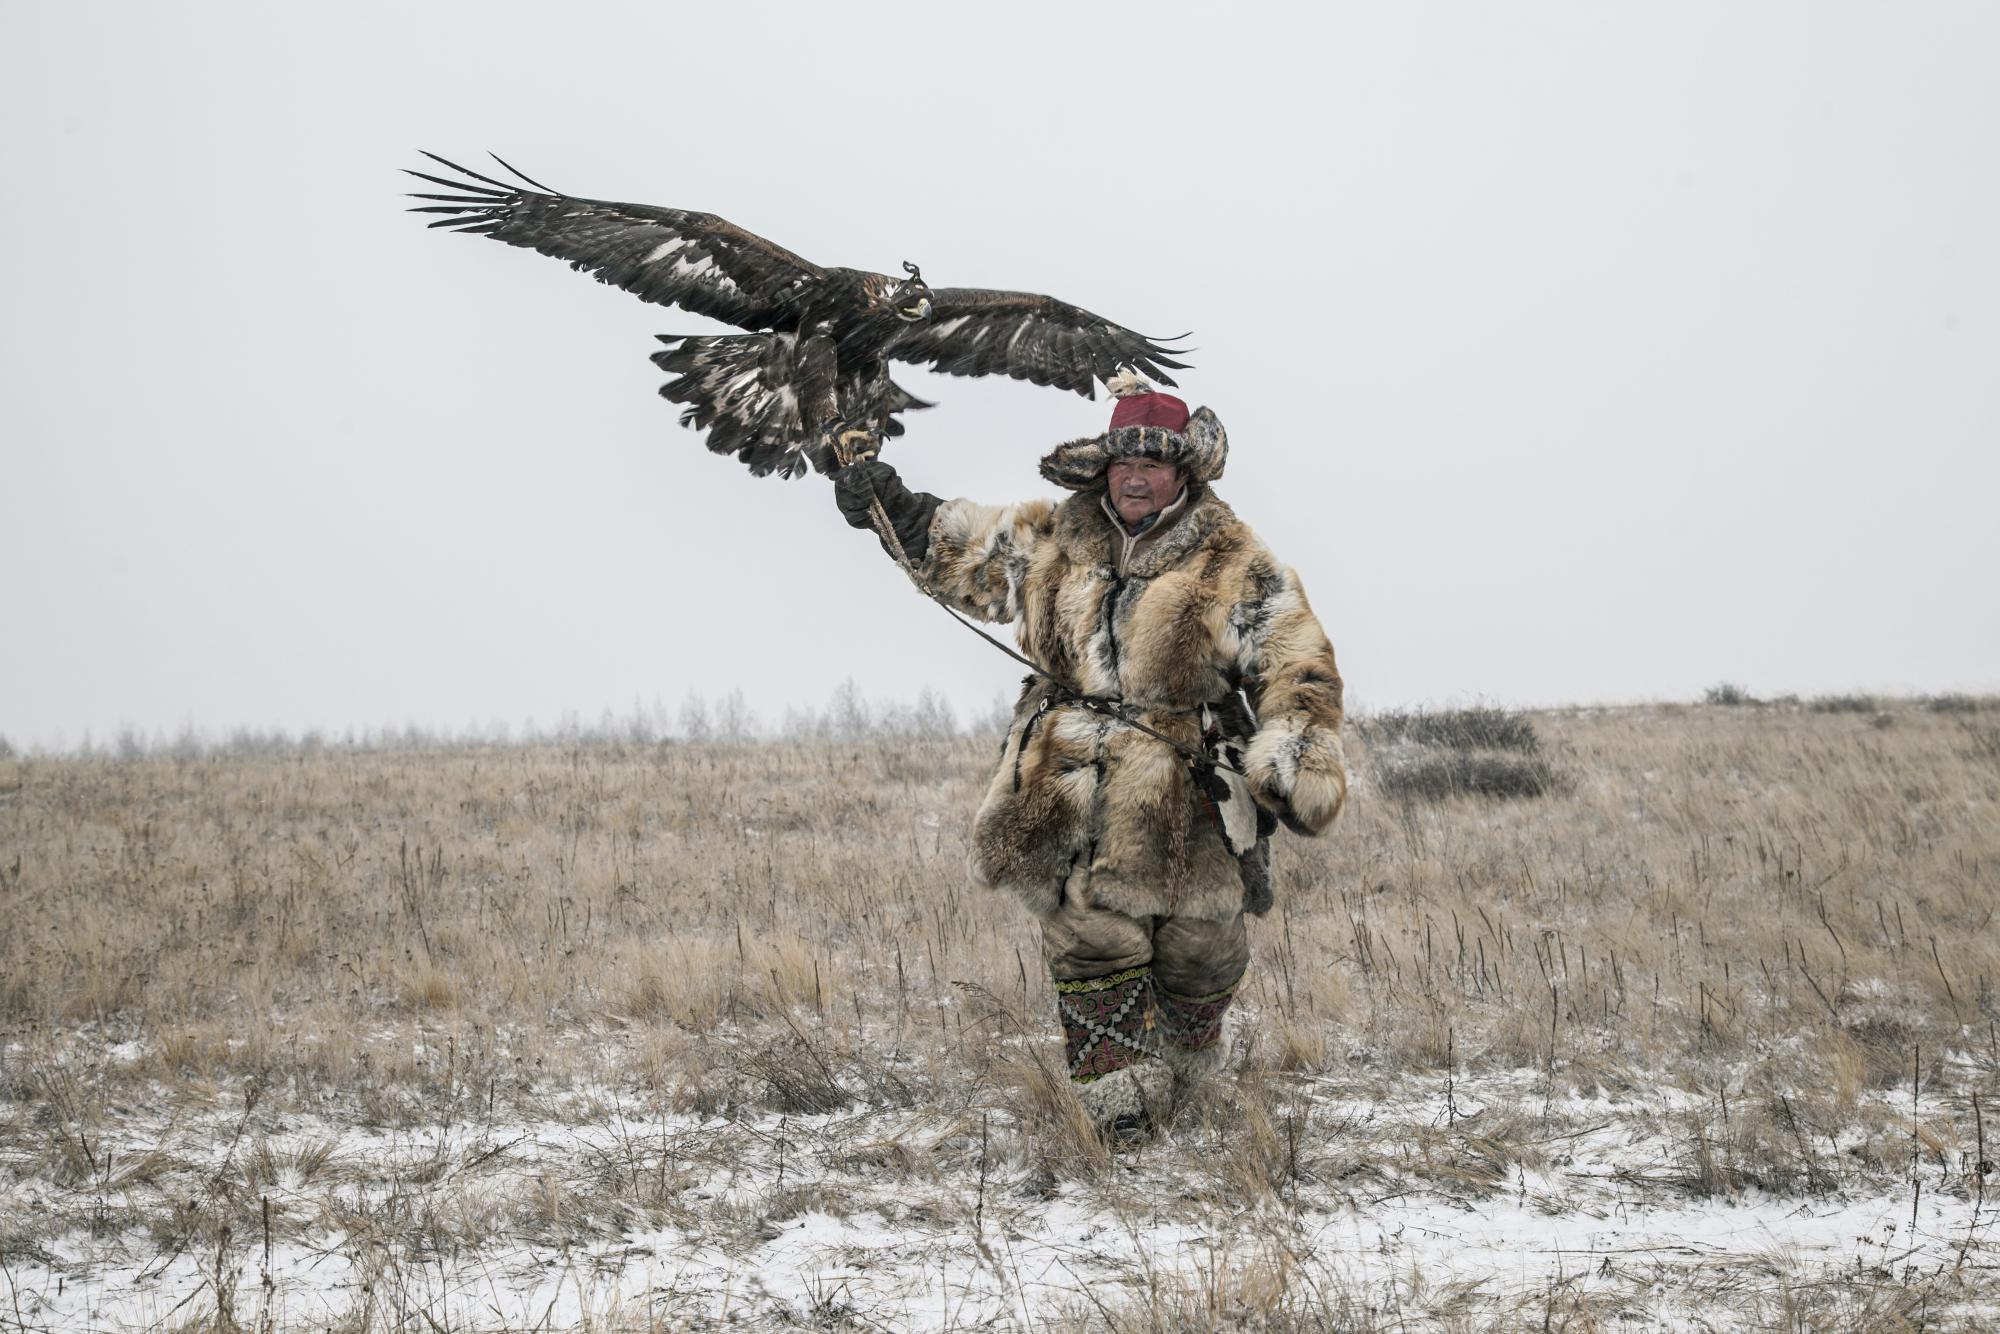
[405,152,821,330]
[881,288,1190,397]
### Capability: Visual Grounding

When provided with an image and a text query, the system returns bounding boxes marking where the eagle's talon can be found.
[823,418,881,465]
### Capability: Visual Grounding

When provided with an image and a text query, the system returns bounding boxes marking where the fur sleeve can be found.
[1234,562,1348,836]
[919,497,1058,624]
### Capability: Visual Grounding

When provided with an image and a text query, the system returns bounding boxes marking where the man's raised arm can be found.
[831,459,1055,625]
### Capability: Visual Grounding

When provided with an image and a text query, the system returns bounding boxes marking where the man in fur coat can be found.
[832,377,1348,1139]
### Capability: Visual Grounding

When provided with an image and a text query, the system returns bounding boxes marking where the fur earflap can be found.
[1182,406,1228,484]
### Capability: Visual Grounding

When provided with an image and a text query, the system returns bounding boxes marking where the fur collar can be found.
[1053,484,1238,577]
[1099,485,1190,541]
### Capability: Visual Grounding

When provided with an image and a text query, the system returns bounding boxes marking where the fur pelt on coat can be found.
[918,475,1347,923]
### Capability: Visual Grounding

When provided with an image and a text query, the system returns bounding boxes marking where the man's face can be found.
[1106,457,1183,527]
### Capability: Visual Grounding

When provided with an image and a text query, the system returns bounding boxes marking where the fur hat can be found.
[1039,372,1228,491]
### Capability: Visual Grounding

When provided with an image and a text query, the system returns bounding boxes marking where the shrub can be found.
[1361,707,1540,754]
[1703,682,1759,706]
[1808,694,1879,714]
[1360,706,1560,802]
[1924,693,1984,714]
[1374,750,1561,802]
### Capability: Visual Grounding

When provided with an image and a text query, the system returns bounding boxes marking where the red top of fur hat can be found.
[1105,371,1189,433]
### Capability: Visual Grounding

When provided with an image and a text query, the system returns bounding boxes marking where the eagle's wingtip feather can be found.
[488,151,557,194]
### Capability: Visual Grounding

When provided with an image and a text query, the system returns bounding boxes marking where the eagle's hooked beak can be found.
[894,260,930,322]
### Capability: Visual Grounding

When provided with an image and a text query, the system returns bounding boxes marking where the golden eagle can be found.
[406,153,1190,477]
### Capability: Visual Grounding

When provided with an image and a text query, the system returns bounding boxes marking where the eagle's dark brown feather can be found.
[882,288,1189,397]
[407,152,819,330]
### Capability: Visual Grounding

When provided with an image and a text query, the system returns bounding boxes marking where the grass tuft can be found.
[1374,749,1562,801]
[1808,693,1880,713]
[1357,706,1561,802]
[1360,706,1541,753]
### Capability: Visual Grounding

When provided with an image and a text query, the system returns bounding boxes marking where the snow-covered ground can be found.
[5,1033,1995,1330]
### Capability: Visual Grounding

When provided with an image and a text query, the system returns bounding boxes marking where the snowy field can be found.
[2,701,1996,1328]
[4,1027,1995,1330]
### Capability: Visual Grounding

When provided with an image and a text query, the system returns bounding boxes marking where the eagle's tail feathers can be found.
[884,381,935,414]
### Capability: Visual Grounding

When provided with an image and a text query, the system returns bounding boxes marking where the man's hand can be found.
[832,459,898,528]
[832,459,941,566]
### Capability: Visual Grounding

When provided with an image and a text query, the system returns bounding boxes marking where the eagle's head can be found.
[887,260,933,323]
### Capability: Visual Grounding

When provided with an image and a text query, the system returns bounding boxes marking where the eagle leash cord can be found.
[835,446,1245,780]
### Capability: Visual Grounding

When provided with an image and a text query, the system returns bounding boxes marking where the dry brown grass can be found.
[1,699,1996,1328]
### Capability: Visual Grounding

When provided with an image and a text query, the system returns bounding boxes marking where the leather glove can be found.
[832,459,941,566]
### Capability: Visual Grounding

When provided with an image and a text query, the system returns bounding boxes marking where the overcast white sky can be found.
[3,2,1995,749]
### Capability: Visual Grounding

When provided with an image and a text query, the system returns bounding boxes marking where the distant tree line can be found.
[6,680,1018,760]
[6,686,1988,762]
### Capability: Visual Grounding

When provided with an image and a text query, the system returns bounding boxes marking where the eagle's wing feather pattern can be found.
[881,287,1190,397]
[406,153,821,330]
[652,332,817,477]
[651,330,939,479]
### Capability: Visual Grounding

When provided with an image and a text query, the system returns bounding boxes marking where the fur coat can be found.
[917,413,1347,923]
